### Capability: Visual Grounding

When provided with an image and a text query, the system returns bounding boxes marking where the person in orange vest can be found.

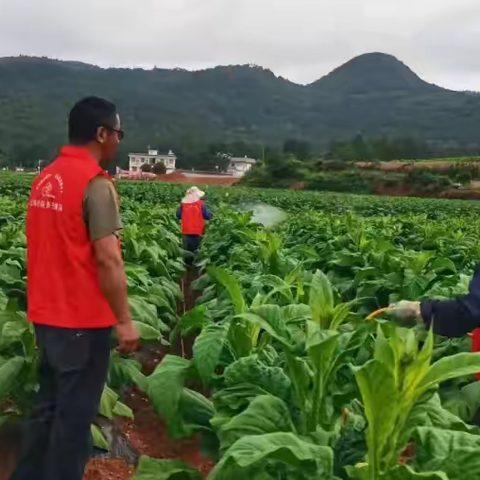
[11,97,139,480]
[176,186,212,258]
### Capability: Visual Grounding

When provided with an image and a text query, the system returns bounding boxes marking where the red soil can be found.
[82,388,214,480]
[157,172,189,182]
[2,270,213,480]
[156,172,239,186]
[119,389,213,476]
[188,176,238,186]
[83,459,134,480]
[85,266,213,480]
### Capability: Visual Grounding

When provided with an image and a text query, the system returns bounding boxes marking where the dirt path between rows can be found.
[84,263,209,480]
[83,387,214,480]
[0,265,212,480]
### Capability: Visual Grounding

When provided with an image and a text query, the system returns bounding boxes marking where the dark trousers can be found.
[10,324,111,480]
[183,235,202,254]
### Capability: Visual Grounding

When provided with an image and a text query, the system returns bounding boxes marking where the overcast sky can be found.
[1,0,480,91]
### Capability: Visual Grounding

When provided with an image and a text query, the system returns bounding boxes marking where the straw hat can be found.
[182,186,205,203]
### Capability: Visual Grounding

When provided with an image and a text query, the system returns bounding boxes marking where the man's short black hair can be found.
[68,96,117,144]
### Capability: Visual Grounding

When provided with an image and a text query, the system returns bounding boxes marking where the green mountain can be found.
[312,52,439,94]
[0,52,479,167]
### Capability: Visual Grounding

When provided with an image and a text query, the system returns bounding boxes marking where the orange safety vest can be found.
[181,201,205,235]
[26,145,117,329]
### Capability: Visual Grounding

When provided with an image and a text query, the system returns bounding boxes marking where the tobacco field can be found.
[2,174,480,479]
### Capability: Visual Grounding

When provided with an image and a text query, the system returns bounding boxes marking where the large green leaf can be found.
[179,388,214,431]
[347,464,448,480]
[306,326,339,428]
[91,424,110,451]
[217,395,295,453]
[306,325,339,363]
[147,355,191,437]
[386,466,449,480]
[330,302,353,330]
[404,392,478,441]
[281,304,312,323]
[373,325,396,373]
[212,384,270,414]
[207,266,246,314]
[413,426,480,478]
[0,315,29,349]
[223,355,291,400]
[332,327,370,373]
[419,352,480,393]
[236,307,292,348]
[129,295,159,324]
[253,275,294,303]
[0,356,25,400]
[309,270,335,327]
[400,328,434,413]
[108,352,147,392]
[158,278,183,302]
[98,385,134,420]
[99,385,120,419]
[129,295,169,332]
[133,321,164,342]
[148,283,177,312]
[113,400,135,419]
[132,456,202,480]
[353,359,398,474]
[285,355,313,417]
[429,257,457,274]
[193,321,231,385]
[442,381,480,424]
[208,432,334,480]
[170,305,211,344]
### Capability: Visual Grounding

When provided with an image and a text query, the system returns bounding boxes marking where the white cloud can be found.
[0,0,479,90]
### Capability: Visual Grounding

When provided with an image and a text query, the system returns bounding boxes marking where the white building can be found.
[227,157,257,177]
[128,149,177,174]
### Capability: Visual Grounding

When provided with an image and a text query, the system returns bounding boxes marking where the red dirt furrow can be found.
[83,387,214,480]
[2,268,210,480]
[83,459,134,480]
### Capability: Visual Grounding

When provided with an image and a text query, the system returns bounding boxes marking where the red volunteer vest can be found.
[472,328,480,381]
[27,146,117,329]
[181,201,204,235]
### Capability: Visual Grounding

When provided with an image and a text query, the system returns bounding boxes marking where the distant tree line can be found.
[2,133,480,173]
[328,135,480,162]
[240,136,480,192]
[5,56,480,174]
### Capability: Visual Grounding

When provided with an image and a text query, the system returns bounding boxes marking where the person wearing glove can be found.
[390,265,480,338]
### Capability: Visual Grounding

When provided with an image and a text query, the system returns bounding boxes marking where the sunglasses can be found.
[103,126,125,141]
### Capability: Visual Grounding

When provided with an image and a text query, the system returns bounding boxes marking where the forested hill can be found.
[1,52,480,167]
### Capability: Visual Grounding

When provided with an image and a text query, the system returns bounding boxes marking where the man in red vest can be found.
[11,97,139,480]
[176,186,212,260]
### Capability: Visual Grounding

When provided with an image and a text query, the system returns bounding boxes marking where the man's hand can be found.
[116,321,139,353]
[389,300,422,322]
